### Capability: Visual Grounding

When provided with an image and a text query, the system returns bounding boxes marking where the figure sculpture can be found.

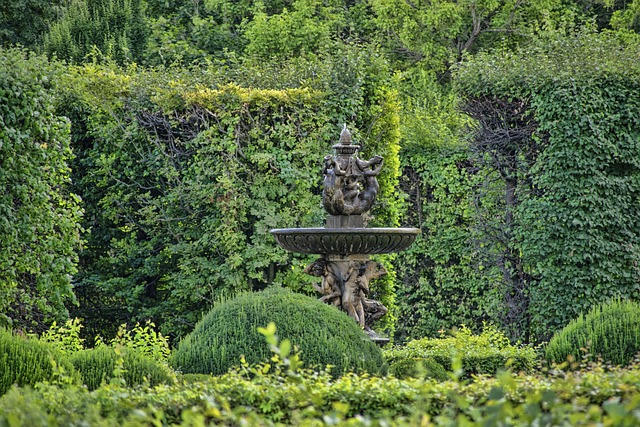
[305,257,388,333]
[303,259,341,307]
[322,126,383,216]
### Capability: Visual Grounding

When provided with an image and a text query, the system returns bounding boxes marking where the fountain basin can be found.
[271,228,421,255]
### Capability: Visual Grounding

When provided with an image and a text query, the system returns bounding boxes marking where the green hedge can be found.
[455,31,640,342]
[71,346,174,390]
[0,47,82,332]
[0,329,78,395]
[546,298,640,366]
[384,325,536,378]
[2,359,640,425]
[171,287,386,377]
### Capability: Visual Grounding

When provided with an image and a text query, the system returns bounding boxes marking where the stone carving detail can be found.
[271,229,418,255]
[304,257,388,334]
[322,126,383,216]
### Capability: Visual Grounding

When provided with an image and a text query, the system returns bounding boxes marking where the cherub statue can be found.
[356,261,388,330]
[303,258,341,307]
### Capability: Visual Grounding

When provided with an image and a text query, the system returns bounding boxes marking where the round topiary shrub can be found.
[71,346,174,390]
[546,298,640,366]
[388,357,448,381]
[170,287,386,377]
[0,328,78,395]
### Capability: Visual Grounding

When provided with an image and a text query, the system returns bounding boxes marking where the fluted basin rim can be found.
[270,227,422,235]
[270,227,421,255]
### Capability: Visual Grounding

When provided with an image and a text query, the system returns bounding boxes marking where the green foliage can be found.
[546,298,640,366]
[243,0,344,60]
[70,346,115,390]
[369,0,577,73]
[5,354,640,425]
[70,345,174,391]
[395,147,491,341]
[0,328,78,395]
[456,31,640,340]
[388,357,448,381]
[0,0,65,48]
[171,287,387,377]
[385,325,537,378]
[39,318,85,355]
[106,321,170,362]
[42,0,149,65]
[394,75,499,342]
[56,50,401,341]
[0,47,82,332]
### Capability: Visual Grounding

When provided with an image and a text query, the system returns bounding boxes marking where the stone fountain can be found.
[271,125,420,343]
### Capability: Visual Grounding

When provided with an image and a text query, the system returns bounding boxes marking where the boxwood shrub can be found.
[385,325,536,378]
[171,287,386,377]
[71,346,174,390]
[388,357,448,381]
[0,328,78,395]
[546,298,640,366]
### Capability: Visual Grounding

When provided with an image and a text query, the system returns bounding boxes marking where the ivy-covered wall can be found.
[57,51,402,341]
[456,31,640,341]
[0,48,83,332]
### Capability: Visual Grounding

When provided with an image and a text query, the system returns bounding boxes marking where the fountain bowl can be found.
[270,228,421,255]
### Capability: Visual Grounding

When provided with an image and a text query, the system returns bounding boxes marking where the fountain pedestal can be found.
[271,125,420,343]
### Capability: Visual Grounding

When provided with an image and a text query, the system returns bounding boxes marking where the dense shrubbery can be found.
[384,325,536,378]
[2,355,640,426]
[171,287,386,377]
[546,298,640,366]
[0,328,78,395]
[0,48,82,332]
[71,346,174,390]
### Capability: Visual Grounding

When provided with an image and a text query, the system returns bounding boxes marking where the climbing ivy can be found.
[59,49,402,341]
[0,48,83,332]
[455,30,640,341]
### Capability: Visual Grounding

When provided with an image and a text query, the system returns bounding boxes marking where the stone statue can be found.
[304,259,341,307]
[305,256,388,332]
[358,261,388,331]
[321,126,383,216]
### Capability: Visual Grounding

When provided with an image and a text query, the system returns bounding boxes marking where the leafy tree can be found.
[369,0,585,74]
[243,0,345,60]
[0,0,65,48]
[0,48,82,332]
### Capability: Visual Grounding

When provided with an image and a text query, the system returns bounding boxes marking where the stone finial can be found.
[340,124,352,145]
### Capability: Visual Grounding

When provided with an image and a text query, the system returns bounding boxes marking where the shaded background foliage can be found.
[2,0,640,344]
